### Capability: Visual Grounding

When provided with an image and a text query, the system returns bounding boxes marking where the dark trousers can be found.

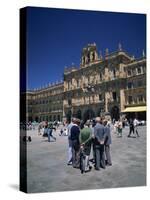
[72,140,80,168]
[95,144,105,169]
[104,145,112,165]
[128,126,134,137]
[91,138,96,162]
[83,140,92,156]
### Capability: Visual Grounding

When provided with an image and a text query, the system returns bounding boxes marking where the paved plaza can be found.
[25,125,146,193]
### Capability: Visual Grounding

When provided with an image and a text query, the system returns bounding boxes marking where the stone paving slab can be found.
[25,125,146,193]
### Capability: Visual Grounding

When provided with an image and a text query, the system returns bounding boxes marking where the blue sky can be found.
[26,7,146,90]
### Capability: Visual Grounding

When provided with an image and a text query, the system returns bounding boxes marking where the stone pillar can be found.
[105,92,109,113]
[120,89,125,112]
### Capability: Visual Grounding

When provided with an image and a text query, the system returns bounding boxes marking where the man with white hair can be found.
[94,117,105,170]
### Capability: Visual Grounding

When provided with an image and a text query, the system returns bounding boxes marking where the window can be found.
[77,80,79,88]
[127,70,131,76]
[137,67,141,74]
[100,73,102,81]
[83,56,85,64]
[128,96,133,104]
[88,53,90,62]
[112,92,117,101]
[137,80,143,87]
[127,82,133,89]
[92,52,95,60]
[92,95,95,102]
[113,69,116,78]
[132,69,136,76]
[99,94,102,101]
[138,95,143,102]
[68,99,72,106]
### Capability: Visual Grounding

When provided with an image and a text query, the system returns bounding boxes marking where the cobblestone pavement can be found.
[25,125,146,193]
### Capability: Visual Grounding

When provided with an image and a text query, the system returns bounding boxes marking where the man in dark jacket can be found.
[94,117,105,170]
[103,120,112,166]
[70,118,81,168]
[128,118,134,137]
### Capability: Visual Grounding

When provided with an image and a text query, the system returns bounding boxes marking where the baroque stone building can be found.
[26,82,64,122]
[25,43,146,122]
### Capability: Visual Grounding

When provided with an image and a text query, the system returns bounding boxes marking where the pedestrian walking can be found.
[47,127,56,142]
[59,128,63,136]
[103,120,112,166]
[117,119,123,137]
[38,122,43,135]
[113,121,118,134]
[94,117,105,170]
[134,118,140,137]
[128,118,134,137]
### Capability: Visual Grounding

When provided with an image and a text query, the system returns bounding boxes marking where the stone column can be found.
[120,89,125,112]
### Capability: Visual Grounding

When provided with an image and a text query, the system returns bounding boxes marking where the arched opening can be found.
[49,115,52,122]
[53,115,56,121]
[83,109,95,122]
[111,106,120,121]
[76,109,82,120]
[66,110,72,123]
[35,116,38,122]
[28,116,33,122]
[97,108,103,117]
[57,115,60,121]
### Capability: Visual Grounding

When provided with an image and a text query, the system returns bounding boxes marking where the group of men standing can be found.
[67,117,112,172]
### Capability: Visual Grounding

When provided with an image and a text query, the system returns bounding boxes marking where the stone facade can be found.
[26,82,64,122]
[25,43,146,122]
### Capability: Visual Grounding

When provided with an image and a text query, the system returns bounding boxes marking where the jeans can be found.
[48,129,56,142]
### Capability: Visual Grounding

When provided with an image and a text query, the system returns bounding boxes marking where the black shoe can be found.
[28,136,32,142]
[67,162,72,166]
[106,163,112,166]
[127,135,130,137]
[95,167,100,171]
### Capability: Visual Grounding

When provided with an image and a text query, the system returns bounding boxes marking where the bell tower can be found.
[81,43,98,67]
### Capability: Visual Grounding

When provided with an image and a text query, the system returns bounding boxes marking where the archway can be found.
[97,108,103,117]
[111,106,120,121]
[66,110,72,123]
[76,109,82,120]
[83,108,95,122]
[35,116,38,122]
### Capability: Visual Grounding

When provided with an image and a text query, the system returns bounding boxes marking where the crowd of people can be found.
[34,116,141,173]
[113,117,140,138]
[38,121,56,142]
[67,117,112,173]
